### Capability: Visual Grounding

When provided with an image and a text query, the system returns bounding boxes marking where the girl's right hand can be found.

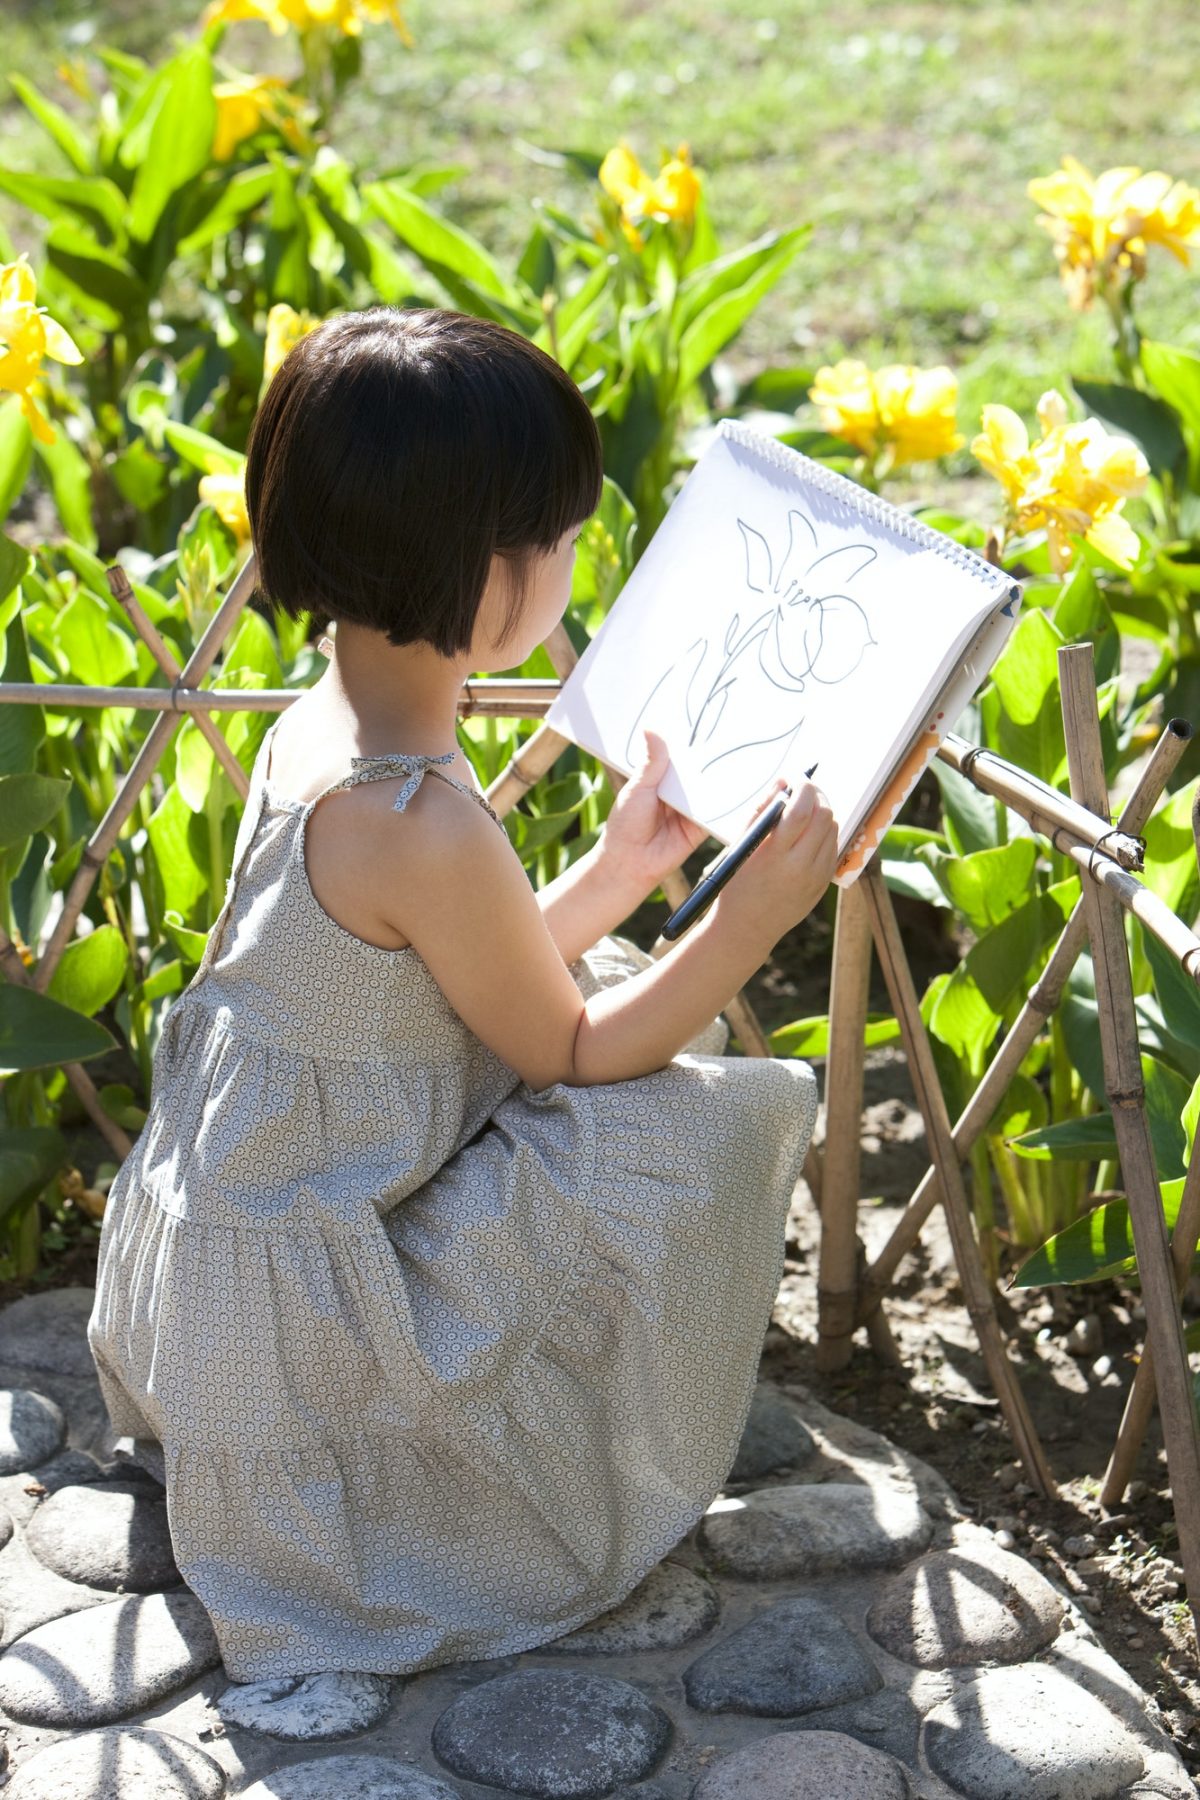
[713,779,838,944]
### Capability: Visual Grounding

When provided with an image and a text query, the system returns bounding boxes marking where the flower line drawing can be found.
[624,508,879,822]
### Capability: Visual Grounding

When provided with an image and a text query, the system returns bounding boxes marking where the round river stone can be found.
[692,1729,912,1799]
[217,1672,393,1741]
[699,1480,931,1578]
[0,1590,221,1726]
[868,1539,1065,1666]
[539,1560,719,1654]
[683,1597,881,1716]
[431,1669,671,1798]
[0,1289,97,1378]
[923,1662,1147,1798]
[728,1387,816,1481]
[241,1757,463,1799]
[5,1727,226,1800]
[26,1480,180,1592]
[0,1389,65,1476]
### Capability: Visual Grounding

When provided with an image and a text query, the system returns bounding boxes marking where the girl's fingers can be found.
[743,777,789,829]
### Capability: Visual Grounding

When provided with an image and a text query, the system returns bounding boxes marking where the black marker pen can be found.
[661,763,819,942]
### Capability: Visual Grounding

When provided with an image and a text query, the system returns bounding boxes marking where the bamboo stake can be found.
[816,880,874,1372]
[0,926,132,1162]
[860,858,1059,1497]
[0,680,560,717]
[1059,644,1200,1649]
[1100,757,1200,1509]
[105,566,249,802]
[938,734,1144,870]
[855,720,1194,1324]
[31,555,259,989]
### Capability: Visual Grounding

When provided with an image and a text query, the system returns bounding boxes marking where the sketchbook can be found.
[546,420,1021,888]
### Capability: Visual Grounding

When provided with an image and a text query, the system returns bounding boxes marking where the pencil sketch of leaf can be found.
[624,506,878,823]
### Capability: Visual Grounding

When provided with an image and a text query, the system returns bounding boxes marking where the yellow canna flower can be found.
[199,468,251,542]
[971,388,1148,574]
[598,140,704,249]
[809,360,964,470]
[203,0,411,41]
[1028,156,1200,311]
[263,302,320,380]
[647,144,701,226]
[211,73,293,160]
[0,254,84,446]
[54,59,94,102]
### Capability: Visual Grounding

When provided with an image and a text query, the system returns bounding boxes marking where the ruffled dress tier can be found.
[88,720,818,1681]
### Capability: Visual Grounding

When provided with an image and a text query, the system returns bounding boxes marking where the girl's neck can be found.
[317,622,471,758]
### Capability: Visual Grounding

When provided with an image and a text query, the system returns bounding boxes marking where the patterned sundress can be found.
[87,717,819,1681]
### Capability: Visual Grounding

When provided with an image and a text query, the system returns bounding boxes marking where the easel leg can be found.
[860,860,1059,1498]
[1061,646,1200,1650]
[816,882,874,1372]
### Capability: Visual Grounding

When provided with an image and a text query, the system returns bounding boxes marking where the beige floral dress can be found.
[88,717,819,1682]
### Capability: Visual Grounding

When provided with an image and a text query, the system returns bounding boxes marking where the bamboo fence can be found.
[2,557,1199,1647]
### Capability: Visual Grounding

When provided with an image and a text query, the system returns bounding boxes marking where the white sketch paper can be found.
[547,422,1018,861]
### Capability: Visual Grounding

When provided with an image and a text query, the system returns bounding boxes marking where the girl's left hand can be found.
[601,731,711,891]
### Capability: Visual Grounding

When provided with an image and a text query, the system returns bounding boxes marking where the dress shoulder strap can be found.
[338,752,507,832]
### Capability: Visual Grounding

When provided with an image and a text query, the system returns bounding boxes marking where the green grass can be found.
[5,0,1200,499]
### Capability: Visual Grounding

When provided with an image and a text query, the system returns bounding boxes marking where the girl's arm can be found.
[383,774,836,1089]
[533,731,711,964]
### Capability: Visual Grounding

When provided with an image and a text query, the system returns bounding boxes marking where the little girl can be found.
[87,306,837,1685]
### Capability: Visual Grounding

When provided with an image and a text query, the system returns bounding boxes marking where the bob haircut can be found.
[244,306,604,659]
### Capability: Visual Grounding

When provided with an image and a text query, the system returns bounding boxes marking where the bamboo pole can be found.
[937,734,1144,870]
[31,555,260,989]
[816,880,874,1372]
[0,680,560,717]
[1099,743,1200,1509]
[105,566,250,803]
[860,858,1058,1497]
[1059,644,1200,1649]
[855,719,1194,1325]
[0,925,132,1163]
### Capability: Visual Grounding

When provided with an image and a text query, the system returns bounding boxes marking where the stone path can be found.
[0,1288,1191,1799]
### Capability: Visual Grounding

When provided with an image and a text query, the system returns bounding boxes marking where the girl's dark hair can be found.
[244,306,604,658]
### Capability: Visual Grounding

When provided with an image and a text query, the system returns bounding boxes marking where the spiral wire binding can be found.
[716,419,1021,601]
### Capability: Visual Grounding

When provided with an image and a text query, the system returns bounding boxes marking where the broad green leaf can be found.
[770,1013,901,1058]
[128,45,217,243]
[163,910,209,964]
[881,859,949,907]
[931,882,1075,1068]
[675,229,810,394]
[0,773,71,847]
[929,757,1001,855]
[1009,1113,1117,1162]
[0,400,34,523]
[0,984,116,1073]
[675,227,809,337]
[987,1070,1047,1139]
[7,75,93,176]
[147,783,208,920]
[43,222,149,329]
[176,165,275,256]
[1185,1071,1200,1161]
[988,607,1066,784]
[735,366,816,413]
[0,1126,66,1220]
[1070,378,1187,482]
[0,548,44,775]
[1141,778,1199,920]
[32,421,96,548]
[1051,561,1119,686]
[163,420,244,477]
[923,839,1037,932]
[53,587,137,686]
[142,959,183,1004]
[111,439,167,511]
[1145,931,1200,1061]
[364,179,524,307]
[1141,340,1200,470]
[0,170,127,239]
[45,923,128,1017]
[1011,1176,1187,1287]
